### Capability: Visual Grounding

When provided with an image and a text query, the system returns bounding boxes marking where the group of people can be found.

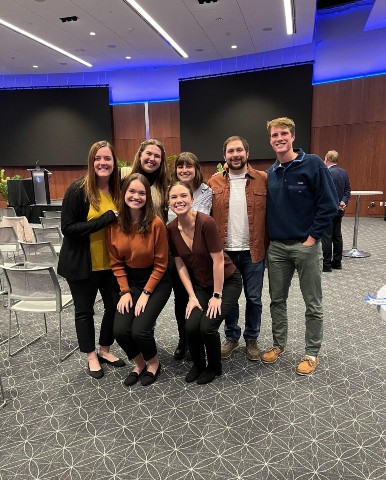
[58,116,348,386]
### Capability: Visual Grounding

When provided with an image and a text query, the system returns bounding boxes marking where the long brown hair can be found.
[131,139,170,210]
[118,173,155,234]
[81,140,120,210]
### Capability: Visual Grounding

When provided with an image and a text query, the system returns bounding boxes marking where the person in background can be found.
[129,139,170,223]
[58,140,125,379]
[208,136,268,363]
[262,117,338,375]
[321,150,351,272]
[169,152,213,361]
[107,173,171,387]
[168,181,242,384]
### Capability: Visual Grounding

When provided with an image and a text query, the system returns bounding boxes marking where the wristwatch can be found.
[142,289,151,296]
[213,292,222,299]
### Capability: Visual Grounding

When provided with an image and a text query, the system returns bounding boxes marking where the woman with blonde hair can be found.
[58,140,125,379]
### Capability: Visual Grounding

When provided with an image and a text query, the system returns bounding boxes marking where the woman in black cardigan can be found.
[58,140,125,379]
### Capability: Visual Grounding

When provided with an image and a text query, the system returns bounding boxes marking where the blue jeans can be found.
[224,251,265,341]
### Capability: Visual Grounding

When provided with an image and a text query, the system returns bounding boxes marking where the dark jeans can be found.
[224,251,265,341]
[114,266,172,361]
[67,269,119,353]
[187,270,242,370]
[169,256,189,345]
[322,215,343,268]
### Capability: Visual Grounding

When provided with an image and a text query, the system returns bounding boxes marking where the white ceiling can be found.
[0,0,318,75]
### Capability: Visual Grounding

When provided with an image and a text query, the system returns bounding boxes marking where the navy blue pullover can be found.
[267,149,338,241]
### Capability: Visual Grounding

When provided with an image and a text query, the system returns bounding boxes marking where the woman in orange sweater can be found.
[106,173,171,386]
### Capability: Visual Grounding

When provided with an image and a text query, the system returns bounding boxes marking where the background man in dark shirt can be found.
[321,150,351,272]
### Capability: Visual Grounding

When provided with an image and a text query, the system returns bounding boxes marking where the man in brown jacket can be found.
[208,136,268,361]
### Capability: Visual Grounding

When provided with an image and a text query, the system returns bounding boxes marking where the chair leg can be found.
[58,312,79,362]
[1,301,21,346]
[8,311,47,357]
[0,374,6,408]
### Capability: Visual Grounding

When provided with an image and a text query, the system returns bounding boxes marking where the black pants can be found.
[186,270,242,370]
[67,269,119,353]
[114,267,172,361]
[169,256,189,345]
[322,215,343,268]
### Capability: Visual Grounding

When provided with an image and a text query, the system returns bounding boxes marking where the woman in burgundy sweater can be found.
[167,182,242,384]
[106,173,171,386]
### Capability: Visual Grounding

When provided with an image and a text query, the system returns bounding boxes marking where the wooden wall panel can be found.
[363,76,386,123]
[312,80,365,127]
[149,102,181,158]
[111,104,146,164]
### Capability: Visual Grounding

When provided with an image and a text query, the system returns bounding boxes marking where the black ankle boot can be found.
[174,341,187,360]
[185,364,205,383]
[196,365,222,385]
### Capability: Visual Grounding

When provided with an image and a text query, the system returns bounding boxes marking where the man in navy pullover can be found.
[261,117,338,375]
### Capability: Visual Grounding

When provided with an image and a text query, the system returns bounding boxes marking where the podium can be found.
[28,167,51,205]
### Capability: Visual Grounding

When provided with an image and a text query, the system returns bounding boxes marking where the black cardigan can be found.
[57,178,117,281]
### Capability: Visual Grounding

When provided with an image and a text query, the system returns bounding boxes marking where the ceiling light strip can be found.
[122,0,188,58]
[283,0,296,35]
[0,18,92,67]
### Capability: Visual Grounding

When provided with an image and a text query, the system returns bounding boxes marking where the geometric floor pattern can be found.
[0,216,385,480]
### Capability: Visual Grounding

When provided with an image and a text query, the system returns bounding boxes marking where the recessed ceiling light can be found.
[263,27,272,31]
[33,65,39,68]
[107,44,116,48]
[216,17,223,21]
[125,56,132,59]
[60,62,67,65]
[231,45,237,49]
[195,48,204,52]
[89,32,96,36]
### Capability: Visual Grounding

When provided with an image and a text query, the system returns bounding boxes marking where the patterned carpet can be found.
[0,216,385,480]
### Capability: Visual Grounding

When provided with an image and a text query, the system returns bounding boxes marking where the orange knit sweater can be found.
[106,216,168,293]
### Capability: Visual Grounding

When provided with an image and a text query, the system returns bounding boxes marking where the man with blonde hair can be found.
[321,150,351,272]
[261,117,338,375]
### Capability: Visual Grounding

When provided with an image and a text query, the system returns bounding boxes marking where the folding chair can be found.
[0,207,16,222]
[32,226,63,254]
[40,217,61,229]
[0,215,35,243]
[42,211,61,218]
[0,226,20,263]
[2,265,78,362]
[19,241,58,272]
[0,250,21,345]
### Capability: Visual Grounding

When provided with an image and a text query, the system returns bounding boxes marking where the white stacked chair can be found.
[2,265,78,362]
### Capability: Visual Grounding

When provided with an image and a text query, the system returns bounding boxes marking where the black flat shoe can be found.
[173,342,187,360]
[123,366,147,387]
[97,353,126,368]
[185,364,204,383]
[87,363,104,379]
[196,366,222,385]
[140,363,161,386]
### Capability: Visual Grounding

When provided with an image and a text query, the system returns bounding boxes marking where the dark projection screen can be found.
[0,87,112,166]
[179,64,313,162]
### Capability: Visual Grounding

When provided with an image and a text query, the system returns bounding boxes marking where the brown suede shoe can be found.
[221,338,239,359]
[245,339,260,361]
[296,355,319,376]
[260,346,284,364]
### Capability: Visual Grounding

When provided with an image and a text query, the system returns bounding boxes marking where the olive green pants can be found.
[267,240,323,357]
